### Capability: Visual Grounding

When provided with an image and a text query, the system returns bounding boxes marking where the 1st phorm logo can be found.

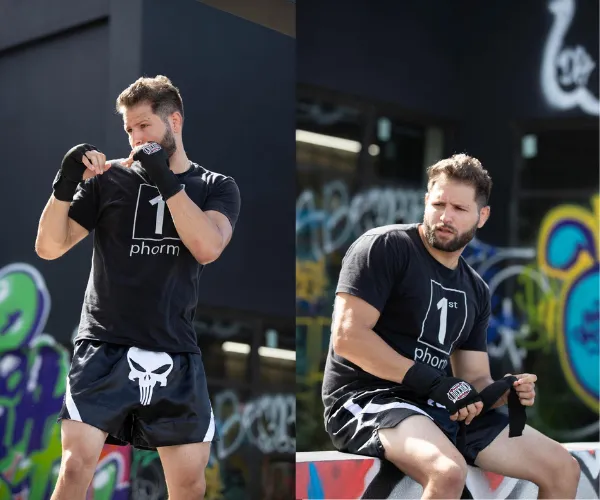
[130,184,184,257]
[415,346,448,370]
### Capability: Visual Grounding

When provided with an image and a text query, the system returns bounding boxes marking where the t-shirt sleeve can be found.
[458,282,490,352]
[68,177,100,232]
[336,232,405,312]
[203,176,241,231]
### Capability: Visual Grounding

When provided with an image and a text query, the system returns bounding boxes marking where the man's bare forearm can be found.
[334,326,415,384]
[35,195,72,259]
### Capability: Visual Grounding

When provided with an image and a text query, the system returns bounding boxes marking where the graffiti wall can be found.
[0,262,132,499]
[296,446,600,499]
[295,178,600,451]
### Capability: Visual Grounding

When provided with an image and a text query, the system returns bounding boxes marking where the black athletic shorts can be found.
[58,339,217,450]
[325,386,508,466]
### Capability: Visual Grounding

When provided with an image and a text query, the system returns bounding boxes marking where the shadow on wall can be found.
[296,184,599,451]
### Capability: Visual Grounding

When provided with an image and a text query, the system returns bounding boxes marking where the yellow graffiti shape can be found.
[537,195,599,412]
[296,258,328,303]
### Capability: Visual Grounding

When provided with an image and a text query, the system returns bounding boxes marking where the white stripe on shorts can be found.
[65,377,82,422]
[343,399,433,420]
[203,408,215,441]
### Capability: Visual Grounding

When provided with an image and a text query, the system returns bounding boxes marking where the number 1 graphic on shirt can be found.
[149,195,165,234]
[437,297,448,344]
[148,185,184,235]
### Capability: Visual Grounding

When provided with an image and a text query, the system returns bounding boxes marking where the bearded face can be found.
[422,176,487,253]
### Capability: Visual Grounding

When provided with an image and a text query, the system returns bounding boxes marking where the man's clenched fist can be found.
[129,142,182,200]
[53,144,110,201]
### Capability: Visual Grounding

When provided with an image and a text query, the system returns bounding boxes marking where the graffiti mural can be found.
[296,181,424,260]
[541,0,599,115]
[296,446,600,499]
[537,196,599,411]
[0,262,131,500]
[213,391,295,460]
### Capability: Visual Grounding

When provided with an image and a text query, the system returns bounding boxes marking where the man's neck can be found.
[417,224,463,270]
[169,148,191,174]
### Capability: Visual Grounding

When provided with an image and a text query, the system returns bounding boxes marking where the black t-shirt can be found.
[68,161,241,354]
[322,223,490,413]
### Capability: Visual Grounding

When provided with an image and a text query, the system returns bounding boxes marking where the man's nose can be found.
[440,211,452,224]
[132,131,145,147]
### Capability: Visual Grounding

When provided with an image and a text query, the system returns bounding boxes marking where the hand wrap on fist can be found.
[402,362,482,414]
[132,142,182,200]
[52,144,98,201]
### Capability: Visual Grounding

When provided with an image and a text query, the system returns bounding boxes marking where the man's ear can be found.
[478,205,490,228]
[170,112,183,134]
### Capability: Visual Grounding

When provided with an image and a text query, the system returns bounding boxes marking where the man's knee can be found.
[60,450,98,483]
[536,447,580,490]
[429,455,468,491]
[170,476,206,498]
[549,452,580,487]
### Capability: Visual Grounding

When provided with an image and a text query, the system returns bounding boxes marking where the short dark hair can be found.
[116,75,184,122]
[426,154,492,207]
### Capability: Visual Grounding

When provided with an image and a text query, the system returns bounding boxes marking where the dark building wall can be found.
[141,1,296,318]
[0,0,109,51]
[297,0,462,118]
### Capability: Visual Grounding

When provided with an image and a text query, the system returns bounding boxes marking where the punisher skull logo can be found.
[127,347,173,405]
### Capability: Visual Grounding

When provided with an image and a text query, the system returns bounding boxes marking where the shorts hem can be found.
[371,411,428,459]
[464,422,509,466]
[57,415,129,446]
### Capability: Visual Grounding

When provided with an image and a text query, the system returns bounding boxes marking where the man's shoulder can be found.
[459,257,490,296]
[188,162,236,186]
[359,223,419,246]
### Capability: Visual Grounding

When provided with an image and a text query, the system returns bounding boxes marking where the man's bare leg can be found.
[51,420,108,500]
[378,415,468,500]
[474,424,581,499]
[158,441,211,500]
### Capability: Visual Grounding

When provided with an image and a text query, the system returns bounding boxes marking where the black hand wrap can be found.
[402,362,482,414]
[52,143,98,201]
[456,375,527,454]
[132,142,182,200]
[479,375,527,437]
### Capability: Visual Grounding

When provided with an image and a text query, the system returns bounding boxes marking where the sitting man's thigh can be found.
[378,414,467,485]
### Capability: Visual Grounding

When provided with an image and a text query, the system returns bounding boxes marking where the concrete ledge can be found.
[297,443,600,499]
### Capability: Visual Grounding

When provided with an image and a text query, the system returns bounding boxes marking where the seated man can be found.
[322,154,580,500]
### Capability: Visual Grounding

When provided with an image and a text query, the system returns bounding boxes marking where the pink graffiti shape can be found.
[316,459,376,498]
[296,462,309,498]
[484,471,506,491]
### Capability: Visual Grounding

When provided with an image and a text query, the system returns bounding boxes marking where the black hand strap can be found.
[456,376,526,454]
[479,375,527,437]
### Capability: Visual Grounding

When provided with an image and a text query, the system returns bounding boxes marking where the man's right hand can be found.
[52,144,111,201]
[402,362,483,424]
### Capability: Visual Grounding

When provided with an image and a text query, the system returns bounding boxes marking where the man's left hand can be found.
[492,373,537,408]
[512,373,537,406]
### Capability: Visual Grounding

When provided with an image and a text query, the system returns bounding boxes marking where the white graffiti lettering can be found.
[541,0,599,115]
[214,391,295,460]
[296,180,424,258]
